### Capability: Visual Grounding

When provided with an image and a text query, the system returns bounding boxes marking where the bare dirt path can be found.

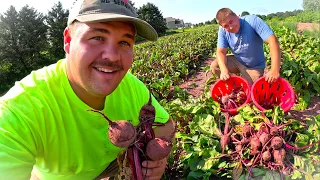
[297,22,320,32]
[178,58,320,120]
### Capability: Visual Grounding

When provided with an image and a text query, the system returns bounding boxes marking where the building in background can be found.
[165,17,186,29]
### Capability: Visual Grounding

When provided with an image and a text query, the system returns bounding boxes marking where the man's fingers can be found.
[220,74,230,81]
[142,160,164,168]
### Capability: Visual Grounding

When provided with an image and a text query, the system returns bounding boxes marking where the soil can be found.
[297,22,320,32]
[178,58,320,120]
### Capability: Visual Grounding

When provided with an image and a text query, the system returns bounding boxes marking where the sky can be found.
[0,0,304,24]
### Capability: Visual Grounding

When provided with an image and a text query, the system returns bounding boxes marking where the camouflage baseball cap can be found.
[68,0,158,41]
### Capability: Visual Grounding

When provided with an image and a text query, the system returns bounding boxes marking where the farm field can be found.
[132,24,320,179]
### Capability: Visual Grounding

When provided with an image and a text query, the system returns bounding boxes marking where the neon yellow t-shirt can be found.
[0,59,169,180]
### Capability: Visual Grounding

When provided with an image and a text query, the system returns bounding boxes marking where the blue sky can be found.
[0,0,303,24]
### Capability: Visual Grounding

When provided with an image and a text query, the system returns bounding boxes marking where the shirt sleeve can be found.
[0,103,36,180]
[151,94,169,124]
[217,26,229,48]
[252,15,274,41]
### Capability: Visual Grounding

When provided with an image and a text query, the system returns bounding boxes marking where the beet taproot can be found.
[243,124,253,137]
[108,120,137,148]
[271,136,283,150]
[259,132,271,146]
[146,137,173,161]
[262,151,272,162]
[235,144,242,153]
[273,148,286,164]
[270,127,279,136]
[250,136,261,150]
[89,110,136,148]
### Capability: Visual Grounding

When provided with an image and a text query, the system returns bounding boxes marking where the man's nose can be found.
[101,43,120,62]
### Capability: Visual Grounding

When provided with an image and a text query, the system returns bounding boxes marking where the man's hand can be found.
[141,158,167,180]
[265,69,280,83]
[220,69,230,81]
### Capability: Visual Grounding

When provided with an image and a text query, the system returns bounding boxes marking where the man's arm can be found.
[216,47,230,80]
[265,34,281,83]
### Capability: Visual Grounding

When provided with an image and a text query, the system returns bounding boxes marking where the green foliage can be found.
[273,27,320,109]
[0,5,48,91]
[46,1,69,62]
[131,25,218,100]
[295,11,320,23]
[241,11,250,16]
[137,3,167,35]
[303,0,320,11]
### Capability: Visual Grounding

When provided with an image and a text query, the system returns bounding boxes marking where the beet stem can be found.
[88,109,113,124]
[285,141,320,151]
[127,147,137,180]
[133,146,143,180]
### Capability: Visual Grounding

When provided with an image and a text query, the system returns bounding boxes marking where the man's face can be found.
[220,15,240,33]
[64,21,135,106]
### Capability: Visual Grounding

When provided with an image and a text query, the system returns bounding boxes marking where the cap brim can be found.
[74,13,158,41]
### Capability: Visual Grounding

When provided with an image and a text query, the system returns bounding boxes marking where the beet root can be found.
[250,136,261,150]
[273,148,286,164]
[146,137,173,161]
[88,110,137,148]
[271,136,283,150]
[270,127,279,136]
[262,151,271,162]
[259,132,271,146]
[109,120,137,148]
[235,144,242,153]
[243,124,253,137]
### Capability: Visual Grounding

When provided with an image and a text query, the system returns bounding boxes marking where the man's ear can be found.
[63,27,72,54]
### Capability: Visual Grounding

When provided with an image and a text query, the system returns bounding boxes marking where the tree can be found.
[256,14,267,20]
[0,5,48,91]
[241,11,250,16]
[0,6,20,92]
[137,3,167,35]
[211,18,217,24]
[46,1,69,62]
[303,0,320,11]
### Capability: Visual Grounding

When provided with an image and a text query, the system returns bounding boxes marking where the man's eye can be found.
[120,41,130,46]
[92,36,104,41]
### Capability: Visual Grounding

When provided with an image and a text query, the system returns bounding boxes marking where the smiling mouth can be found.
[95,67,117,73]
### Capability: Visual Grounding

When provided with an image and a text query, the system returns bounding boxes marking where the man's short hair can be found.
[216,8,237,24]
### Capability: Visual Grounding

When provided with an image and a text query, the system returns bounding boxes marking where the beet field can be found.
[132,24,320,180]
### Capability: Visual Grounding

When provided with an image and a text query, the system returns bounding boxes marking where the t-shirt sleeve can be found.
[252,15,274,41]
[151,94,169,124]
[0,103,36,179]
[217,26,229,48]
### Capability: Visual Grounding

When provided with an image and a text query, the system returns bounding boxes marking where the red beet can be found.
[259,132,271,146]
[250,136,261,150]
[262,151,271,162]
[89,110,136,148]
[270,127,279,136]
[235,144,242,153]
[146,137,173,161]
[271,136,283,150]
[243,124,253,137]
[108,120,137,148]
[273,148,286,164]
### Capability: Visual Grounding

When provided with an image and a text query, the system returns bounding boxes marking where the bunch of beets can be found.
[218,86,247,110]
[90,93,174,180]
[217,112,319,178]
